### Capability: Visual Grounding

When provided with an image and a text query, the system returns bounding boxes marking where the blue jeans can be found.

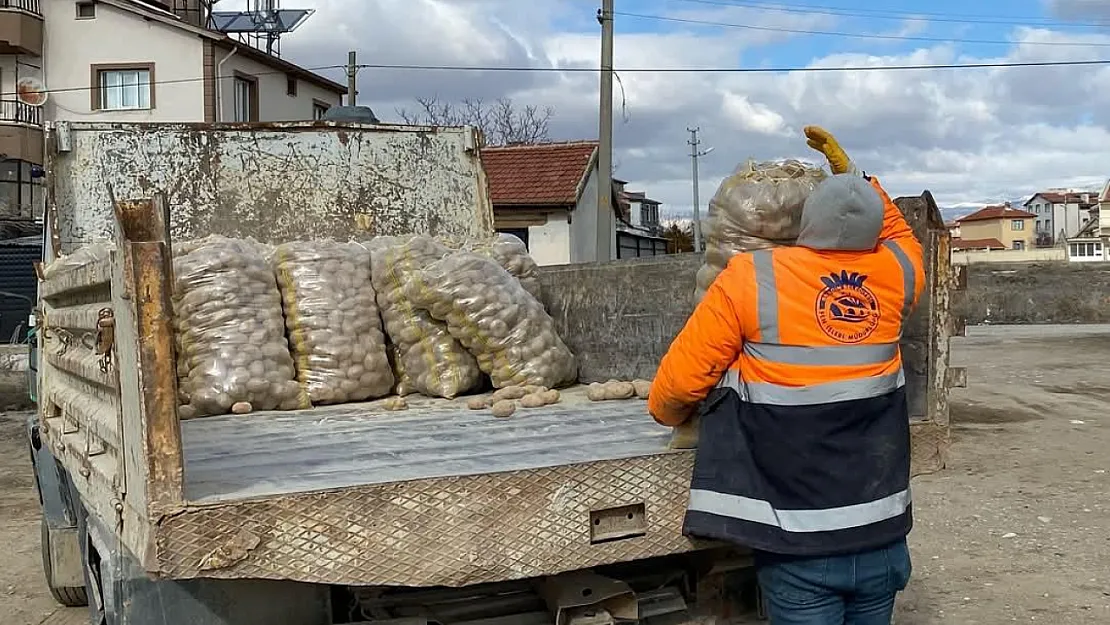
[755,538,912,624]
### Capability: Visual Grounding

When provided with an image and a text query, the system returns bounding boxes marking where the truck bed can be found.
[181,387,672,503]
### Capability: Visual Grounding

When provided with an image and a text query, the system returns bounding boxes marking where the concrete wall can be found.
[952,247,1065,265]
[44,0,206,122]
[957,261,1110,324]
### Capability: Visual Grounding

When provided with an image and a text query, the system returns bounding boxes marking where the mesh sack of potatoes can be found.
[368,235,483,398]
[273,240,394,405]
[405,250,577,389]
[445,233,544,302]
[693,159,827,303]
[172,235,309,419]
[42,240,116,279]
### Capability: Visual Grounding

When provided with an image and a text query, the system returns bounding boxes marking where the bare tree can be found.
[397,96,554,146]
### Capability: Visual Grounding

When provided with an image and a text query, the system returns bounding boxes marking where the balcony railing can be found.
[0,0,41,15]
[0,100,41,125]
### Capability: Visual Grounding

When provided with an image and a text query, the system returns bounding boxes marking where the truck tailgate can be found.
[181,387,673,503]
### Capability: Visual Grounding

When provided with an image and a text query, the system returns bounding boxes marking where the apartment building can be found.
[0,0,346,221]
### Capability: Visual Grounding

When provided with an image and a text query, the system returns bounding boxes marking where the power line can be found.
[665,0,1110,29]
[5,57,1110,101]
[615,11,1110,47]
[352,59,1110,73]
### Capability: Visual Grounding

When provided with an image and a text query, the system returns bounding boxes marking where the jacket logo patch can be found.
[815,270,880,343]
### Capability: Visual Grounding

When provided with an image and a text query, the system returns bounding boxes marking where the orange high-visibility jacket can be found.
[649,174,925,556]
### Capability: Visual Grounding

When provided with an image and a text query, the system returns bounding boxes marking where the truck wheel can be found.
[41,517,89,607]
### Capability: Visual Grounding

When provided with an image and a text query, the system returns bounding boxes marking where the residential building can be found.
[483,141,672,266]
[1024,189,1098,246]
[1066,204,1107,262]
[956,204,1036,251]
[613,182,667,259]
[0,0,346,220]
[944,220,960,239]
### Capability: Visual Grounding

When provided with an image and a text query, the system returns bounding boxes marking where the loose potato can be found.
[274,241,394,405]
[490,400,517,418]
[172,236,309,418]
[632,379,652,399]
[492,386,528,402]
[231,401,253,415]
[520,393,547,408]
[603,381,636,400]
[368,236,482,398]
[586,382,607,402]
[381,396,408,411]
[540,389,561,405]
[466,396,489,410]
[404,251,577,389]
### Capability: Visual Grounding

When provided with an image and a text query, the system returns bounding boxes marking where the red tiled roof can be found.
[957,205,1036,223]
[952,237,1006,250]
[482,141,599,206]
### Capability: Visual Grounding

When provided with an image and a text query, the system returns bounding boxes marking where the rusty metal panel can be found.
[49,122,495,254]
[155,451,701,587]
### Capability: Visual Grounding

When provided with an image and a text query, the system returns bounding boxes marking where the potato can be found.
[586,382,607,402]
[172,236,309,418]
[273,241,394,405]
[632,379,652,399]
[466,396,489,410]
[693,160,826,304]
[382,396,408,411]
[492,386,528,402]
[540,389,561,405]
[231,401,253,415]
[490,400,517,418]
[603,381,636,400]
[368,236,482,398]
[404,251,577,390]
[520,393,547,408]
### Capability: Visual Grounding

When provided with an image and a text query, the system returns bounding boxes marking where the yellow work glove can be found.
[804,125,859,176]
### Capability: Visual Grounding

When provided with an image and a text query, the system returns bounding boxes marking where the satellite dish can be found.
[16,77,47,107]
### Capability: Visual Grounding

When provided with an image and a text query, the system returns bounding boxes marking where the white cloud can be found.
[273,0,1110,211]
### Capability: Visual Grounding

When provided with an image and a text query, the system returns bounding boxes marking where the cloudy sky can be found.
[255,0,1109,216]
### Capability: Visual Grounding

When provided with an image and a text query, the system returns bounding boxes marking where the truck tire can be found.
[41,517,89,607]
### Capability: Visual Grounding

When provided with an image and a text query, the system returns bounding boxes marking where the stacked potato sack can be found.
[273,240,394,405]
[456,233,544,303]
[404,250,577,389]
[172,235,309,419]
[368,235,483,398]
[694,159,826,303]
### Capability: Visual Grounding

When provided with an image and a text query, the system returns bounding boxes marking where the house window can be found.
[0,161,44,221]
[76,2,96,18]
[1071,241,1103,258]
[1012,240,1024,250]
[640,202,659,227]
[1011,219,1025,231]
[286,75,297,97]
[94,65,153,110]
[232,74,258,122]
[312,100,330,120]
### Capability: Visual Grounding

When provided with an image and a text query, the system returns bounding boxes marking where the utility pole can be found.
[688,127,712,253]
[597,0,615,262]
[347,50,358,106]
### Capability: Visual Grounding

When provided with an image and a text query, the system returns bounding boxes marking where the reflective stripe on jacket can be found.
[649,175,926,557]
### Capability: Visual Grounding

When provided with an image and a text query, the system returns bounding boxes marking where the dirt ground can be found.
[1,324,1109,625]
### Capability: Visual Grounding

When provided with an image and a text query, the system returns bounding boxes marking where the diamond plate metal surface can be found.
[156,452,698,586]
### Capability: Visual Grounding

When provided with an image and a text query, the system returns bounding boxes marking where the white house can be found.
[1024,189,1099,247]
[482,141,668,265]
[0,0,346,220]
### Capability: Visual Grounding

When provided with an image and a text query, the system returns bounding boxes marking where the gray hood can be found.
[796,173,885,251]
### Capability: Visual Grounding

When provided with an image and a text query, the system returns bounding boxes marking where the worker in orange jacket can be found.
[649,126,925,624]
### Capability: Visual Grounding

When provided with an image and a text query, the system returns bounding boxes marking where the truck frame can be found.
[28,121,964,624]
